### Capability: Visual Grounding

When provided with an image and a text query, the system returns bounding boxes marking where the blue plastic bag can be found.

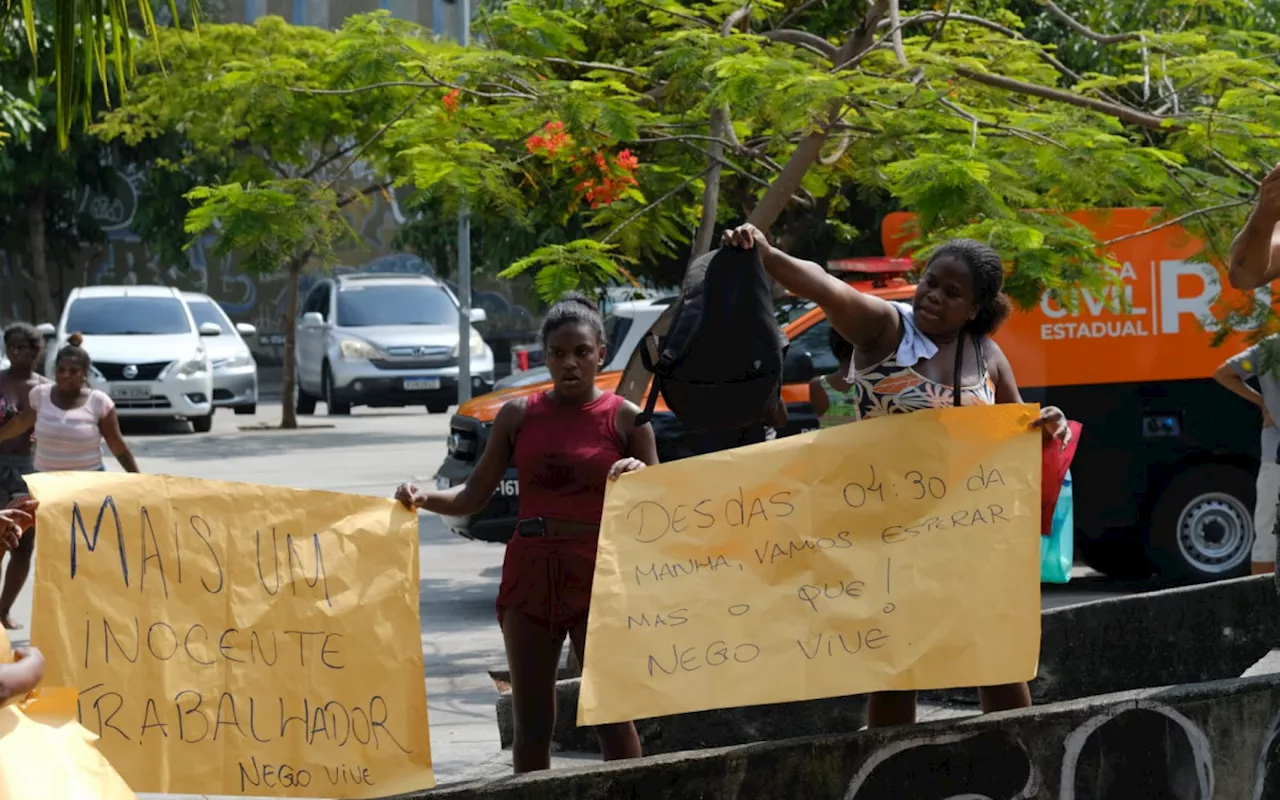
[1041,469,1074,584]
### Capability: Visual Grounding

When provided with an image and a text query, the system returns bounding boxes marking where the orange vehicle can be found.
[436,208,1267,583]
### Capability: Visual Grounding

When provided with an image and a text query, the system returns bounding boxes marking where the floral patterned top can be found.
[817,374,858,428]
[848,306,996,420]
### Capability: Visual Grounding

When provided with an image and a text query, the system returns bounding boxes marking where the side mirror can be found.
[781,349,817,384]
[235,322,258,337]
[36,323,55,339]
[199,322,222,337]
[300,312,325,327]
[469,308,488,324]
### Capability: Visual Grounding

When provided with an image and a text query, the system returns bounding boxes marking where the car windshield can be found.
[64,296,192,335]
[335,284,459,327]
[186,299,234,334]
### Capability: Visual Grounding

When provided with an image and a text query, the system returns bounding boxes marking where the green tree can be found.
[326,0,1276,395]
[0,13,113,325]
[92,15,425,428]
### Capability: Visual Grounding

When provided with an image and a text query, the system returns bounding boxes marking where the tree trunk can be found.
[279,258,304,430]
[26,190,58,326]
[690,107,727,262]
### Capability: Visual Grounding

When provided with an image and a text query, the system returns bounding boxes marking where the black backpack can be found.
[634,246,788,432]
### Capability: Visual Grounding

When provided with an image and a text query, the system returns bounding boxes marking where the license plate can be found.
[110,384,151,400]
[496,479,519,497]
[404,377,441,391]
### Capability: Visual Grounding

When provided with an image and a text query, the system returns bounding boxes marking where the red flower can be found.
[442,89,461,114]
[615,149,639,172]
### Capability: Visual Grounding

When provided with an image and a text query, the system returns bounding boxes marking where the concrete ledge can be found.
[499,575,1280,754]
[496,678,866,754]
[409,672,1280,799]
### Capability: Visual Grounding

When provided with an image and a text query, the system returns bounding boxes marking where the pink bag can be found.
[1041,421,1083,536]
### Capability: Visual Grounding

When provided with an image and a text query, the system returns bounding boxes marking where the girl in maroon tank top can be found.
[395,294,657,774]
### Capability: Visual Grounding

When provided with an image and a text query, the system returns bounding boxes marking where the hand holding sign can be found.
[26,472,434,798]
[579,404,1042,726]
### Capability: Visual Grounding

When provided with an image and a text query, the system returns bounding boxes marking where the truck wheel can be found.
[234,404,257,416]
[1147,463,1255,584]
[426,401,451,414]
[1077,537,1152,580]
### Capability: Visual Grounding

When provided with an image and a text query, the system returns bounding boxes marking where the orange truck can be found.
[434,208,1268,583]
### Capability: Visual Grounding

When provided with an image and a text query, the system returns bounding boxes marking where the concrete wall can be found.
[416,674,1280,799]
[499,575,1280,755]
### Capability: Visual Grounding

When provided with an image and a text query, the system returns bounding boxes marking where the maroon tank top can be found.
[515,390,627,525]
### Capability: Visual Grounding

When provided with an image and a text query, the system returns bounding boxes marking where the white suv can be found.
[45,286,218,433]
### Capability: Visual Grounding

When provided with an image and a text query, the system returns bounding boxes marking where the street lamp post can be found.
[455,0,473,407]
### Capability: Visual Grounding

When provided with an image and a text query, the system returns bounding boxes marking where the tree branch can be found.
[544,57,646,78]
[954,67,1174,131]
[324,87,429,191]
[883,11,1092,89]
[936,95,1068,150]
[632,0,713,27]
[760,28,838,60]
[336,180,394,209]
[886,0,908,68]
[1039,0,1140,44]
[601,166,715,245]
[1101,200,1251,245]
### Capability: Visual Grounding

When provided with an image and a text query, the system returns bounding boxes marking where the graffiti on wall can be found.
[2,152,540,367]
[841,700,1233,800]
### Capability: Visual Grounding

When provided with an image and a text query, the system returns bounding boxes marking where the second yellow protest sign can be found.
[27,472,433,798]
[579,404,1042,725]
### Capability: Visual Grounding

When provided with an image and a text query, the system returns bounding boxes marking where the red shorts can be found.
[496,532,599,638]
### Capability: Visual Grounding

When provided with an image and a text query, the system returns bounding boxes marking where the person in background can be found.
[1227,163,1280,290]
[809,328,857,428]
[394,295,657,774]
[0,324,48,629]
[0,334,139,478]
[722,224,1070,729]
[1213,336,1280,576]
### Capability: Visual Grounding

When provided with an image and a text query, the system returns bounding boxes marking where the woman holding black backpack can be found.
[722,224,1071,728]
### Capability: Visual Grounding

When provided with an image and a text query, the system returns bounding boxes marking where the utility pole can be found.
[455,0,473,406]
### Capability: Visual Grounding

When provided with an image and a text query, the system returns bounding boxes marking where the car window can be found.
[186,299,234,334]
[774,297,816,324]
[603,315,633,362]
[64,296,192,335]
[335,284,459,327]
[789,319,839,376]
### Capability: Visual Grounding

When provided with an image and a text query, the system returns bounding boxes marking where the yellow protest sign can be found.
[26,472,434,798]
[579,404,1042,725]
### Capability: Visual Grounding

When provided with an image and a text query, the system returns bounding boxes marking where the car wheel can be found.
[1147,463,1255,584]
[233,404,257,416]
[191,412,214,434]
[323,364,351,416]
[295,379,317,416]
[427,401,451,414]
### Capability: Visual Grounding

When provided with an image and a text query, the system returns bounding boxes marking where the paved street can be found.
[6,402,1148,795]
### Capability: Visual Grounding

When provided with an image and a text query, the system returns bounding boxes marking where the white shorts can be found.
[1254,463,1280,563]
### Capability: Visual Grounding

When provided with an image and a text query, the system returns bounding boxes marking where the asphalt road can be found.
[5,402,1150,793]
